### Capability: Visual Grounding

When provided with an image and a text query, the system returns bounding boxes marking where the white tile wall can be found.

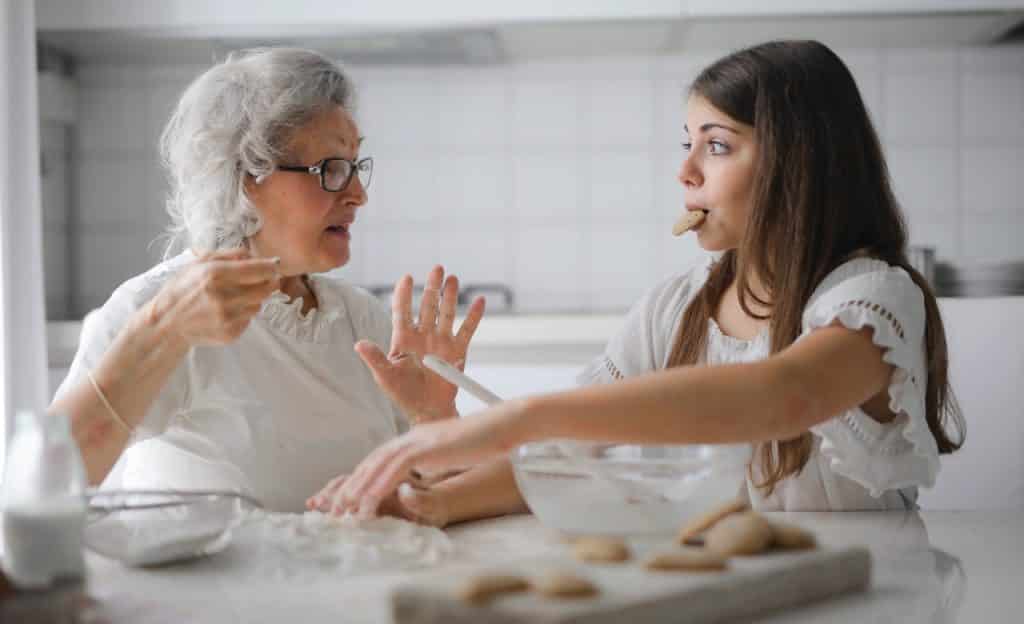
[360,151,440,226]
[355,68,441,152]
[358,226,441,287]
[437,68,511,150]
[961,147,1024,219]
[587,223,659,310]
[834,48,883,122]
[514,225,586,311]
[962,215,1024,263]
[40,122,71,319]
[653,148,685,219]
[76,86,149,152]
[887,147,958,219]
[511,80,581,147]
[657,228,706,284]
[586,150,654,220]
[436,227,513,286]
[58,44,1024,317]
[76,227,163,312]
[40,123,69,228]
[653,76,690,151]
[883,74,958,146]
[436,154,511,222]
[76,158,152,226]
[512,152,582,221]
[44,227,69,317]
[582,78,655,148]
[961,72,1024,145]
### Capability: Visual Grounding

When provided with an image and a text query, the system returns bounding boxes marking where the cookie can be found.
[768,520,817,550]
[676,498,750,545]
[644,547,728,572]
[572,536,631,563]
[532,572,599,599]
[672,210,706,236]
[459,573,530,605]
[704,512,774,556]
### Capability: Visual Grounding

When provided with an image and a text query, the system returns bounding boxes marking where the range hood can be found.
[35,2,1024,65]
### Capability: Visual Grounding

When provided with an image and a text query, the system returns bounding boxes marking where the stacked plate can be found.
[934,261,1024,297]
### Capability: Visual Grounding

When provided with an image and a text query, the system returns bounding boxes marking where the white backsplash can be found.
[43,45,1024,318]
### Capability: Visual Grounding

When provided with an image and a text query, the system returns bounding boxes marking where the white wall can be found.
[50,45,1024,316]
[40,122,71,318]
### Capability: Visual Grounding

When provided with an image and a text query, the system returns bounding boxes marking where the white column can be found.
[0,0,49,471]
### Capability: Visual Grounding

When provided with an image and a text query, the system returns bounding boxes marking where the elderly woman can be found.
[50,48,484,513]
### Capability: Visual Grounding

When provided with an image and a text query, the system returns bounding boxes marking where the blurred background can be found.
[32,1,1024,323]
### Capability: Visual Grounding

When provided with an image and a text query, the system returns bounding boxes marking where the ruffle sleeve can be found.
[802,259,940,497]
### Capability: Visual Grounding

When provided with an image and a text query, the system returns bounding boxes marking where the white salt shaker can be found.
[1,410,87,589]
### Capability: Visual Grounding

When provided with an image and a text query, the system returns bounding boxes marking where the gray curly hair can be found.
[159,47,354,256]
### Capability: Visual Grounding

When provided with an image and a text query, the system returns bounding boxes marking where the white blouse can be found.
[54,252,409,512]
[579,254,939,511]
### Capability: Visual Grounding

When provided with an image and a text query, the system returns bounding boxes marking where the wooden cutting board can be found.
[391,546,870,624]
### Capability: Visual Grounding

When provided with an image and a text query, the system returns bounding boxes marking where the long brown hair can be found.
[666,41,964,494]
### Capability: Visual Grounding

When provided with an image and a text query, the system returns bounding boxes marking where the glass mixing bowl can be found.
[83,489,261,567]
[510,441,751,536]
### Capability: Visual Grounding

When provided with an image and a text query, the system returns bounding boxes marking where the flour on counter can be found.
[249,511,455,578]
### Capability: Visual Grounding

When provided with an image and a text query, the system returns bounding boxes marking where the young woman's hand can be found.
[355,265,485,424]
[148,249,281,347]
[306,472,451,527]
[312,399,529,518]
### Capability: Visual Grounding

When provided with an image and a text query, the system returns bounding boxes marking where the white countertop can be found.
[4,510,1021,622]
[46,314,623,367]
[46,296,1024,366]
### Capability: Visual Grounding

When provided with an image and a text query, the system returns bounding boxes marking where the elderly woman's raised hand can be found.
[355,265,485,424]
[148,249,281,347]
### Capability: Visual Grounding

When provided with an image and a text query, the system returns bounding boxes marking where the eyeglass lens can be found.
[323,158,373,191]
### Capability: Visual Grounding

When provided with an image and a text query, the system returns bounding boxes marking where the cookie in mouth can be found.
[672,210,708,236]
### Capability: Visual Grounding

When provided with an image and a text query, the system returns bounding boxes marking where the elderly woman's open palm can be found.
[355,265,484,424]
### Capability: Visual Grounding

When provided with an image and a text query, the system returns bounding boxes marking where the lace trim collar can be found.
[707,317,770,352]
[259,274,346,343]
[695,255,770,352]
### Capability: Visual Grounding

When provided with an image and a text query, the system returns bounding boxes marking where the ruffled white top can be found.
[579,254,937,511]
[54,251,409,512]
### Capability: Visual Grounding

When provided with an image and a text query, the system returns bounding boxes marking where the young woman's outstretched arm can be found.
[319,324,893,517]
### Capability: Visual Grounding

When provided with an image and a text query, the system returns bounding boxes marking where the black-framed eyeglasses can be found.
[277,157,373,192]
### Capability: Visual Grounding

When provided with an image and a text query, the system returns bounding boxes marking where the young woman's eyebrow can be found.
[683,123,740,134]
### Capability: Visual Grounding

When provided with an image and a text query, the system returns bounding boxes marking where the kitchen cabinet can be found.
[34,1,1024,32]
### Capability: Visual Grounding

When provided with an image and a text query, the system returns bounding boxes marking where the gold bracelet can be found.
[86,370,132,433]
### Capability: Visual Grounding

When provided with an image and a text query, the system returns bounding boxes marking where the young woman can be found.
[309,40,965,522]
